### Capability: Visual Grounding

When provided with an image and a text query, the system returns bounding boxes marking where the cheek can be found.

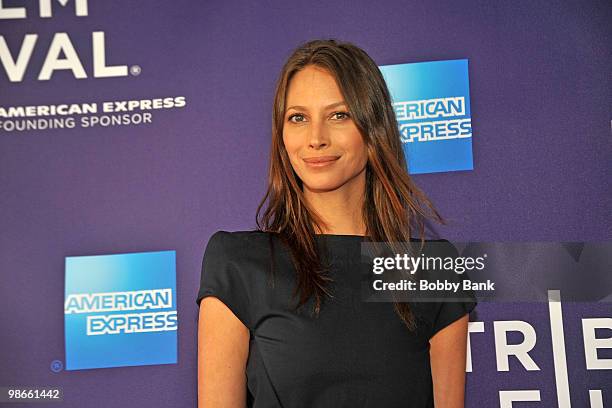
[282,133,293,154]
[282,134,300,164]
[341,130,367,163]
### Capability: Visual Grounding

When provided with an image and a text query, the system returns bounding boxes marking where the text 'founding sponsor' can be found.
[0,96,186,132]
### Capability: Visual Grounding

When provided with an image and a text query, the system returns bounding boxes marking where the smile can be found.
[302,156,340,168]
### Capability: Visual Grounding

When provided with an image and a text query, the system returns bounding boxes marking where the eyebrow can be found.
[285,101,347,112]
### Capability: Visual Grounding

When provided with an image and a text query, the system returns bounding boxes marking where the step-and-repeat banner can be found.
[1,0,610,406]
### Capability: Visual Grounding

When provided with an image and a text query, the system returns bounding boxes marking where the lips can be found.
[302,156,340,164]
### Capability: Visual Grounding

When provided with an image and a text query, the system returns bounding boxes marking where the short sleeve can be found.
[196,231,252,329]
[426,240,477,339]
[430,296,477,338]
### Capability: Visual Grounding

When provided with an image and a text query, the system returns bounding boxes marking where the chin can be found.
[302,180,343,193]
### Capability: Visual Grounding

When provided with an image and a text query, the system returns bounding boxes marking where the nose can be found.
[308,120,329,149]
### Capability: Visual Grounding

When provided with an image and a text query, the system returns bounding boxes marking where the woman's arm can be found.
[198,297,250,408]
[429,313,469,408]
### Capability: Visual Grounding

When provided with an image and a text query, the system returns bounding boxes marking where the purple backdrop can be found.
[1,0,610,406]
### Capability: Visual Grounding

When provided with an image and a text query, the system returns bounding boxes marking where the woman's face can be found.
[282,65,368,195]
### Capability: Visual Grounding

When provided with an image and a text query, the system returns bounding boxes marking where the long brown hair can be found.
[255,39,445,330]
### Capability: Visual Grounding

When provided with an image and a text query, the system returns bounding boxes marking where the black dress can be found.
[196,230,477,408]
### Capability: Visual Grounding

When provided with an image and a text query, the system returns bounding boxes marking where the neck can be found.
[303,169,367,236]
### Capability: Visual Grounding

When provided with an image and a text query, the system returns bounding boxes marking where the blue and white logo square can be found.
[64,250,177,370]
[379,59,473,174]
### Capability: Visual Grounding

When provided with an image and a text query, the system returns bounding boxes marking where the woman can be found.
[197,39,476,407]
